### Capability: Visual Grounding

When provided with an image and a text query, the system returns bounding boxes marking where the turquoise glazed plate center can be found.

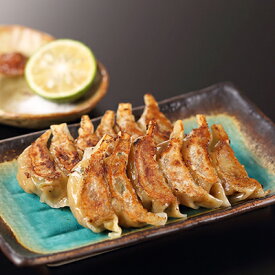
[0,83,274,266]
[0,114,274,254]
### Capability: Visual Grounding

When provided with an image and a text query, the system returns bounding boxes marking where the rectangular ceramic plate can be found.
[0,82,274,266]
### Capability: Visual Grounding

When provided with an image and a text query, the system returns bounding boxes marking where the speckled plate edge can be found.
[0,82,274,266]
[0,61,109,129]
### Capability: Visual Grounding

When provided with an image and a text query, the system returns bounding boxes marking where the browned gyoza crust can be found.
[75,115,99,154]
[104,132,167,228]
[210,124,269,202]
[80,137,116,228]
[67,135,121,237]
[182,115,231,207]
[50,123,80,175]
[138,94,173,144]
[116,103,144,141]
[95,110,117,139]
[128,121,185,218]
[17,130,68,208]
[29,130,60,180]
[158,120,223,209]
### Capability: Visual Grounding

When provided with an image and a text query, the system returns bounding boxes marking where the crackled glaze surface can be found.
[0,114,274,255]
[0,83,274,266]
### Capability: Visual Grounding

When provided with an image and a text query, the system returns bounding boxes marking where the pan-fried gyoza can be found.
[104,132,167,227]
[182,115,231,207]
[158,120,223,209]
[128,121,185,218]
[16,93,269,237]
[210,124,269,203]
[75,115,99,154]
[138,94,173,144]
[95,110,117,139]
[67,135,122,237]
[17,130,68,208]
[50,123,80,176]
[116,103,144,141]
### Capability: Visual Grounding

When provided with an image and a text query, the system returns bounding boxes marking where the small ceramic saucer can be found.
[0,25,109,129]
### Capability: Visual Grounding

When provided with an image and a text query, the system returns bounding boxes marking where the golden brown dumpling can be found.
[95,110,117,139]
[75,115,99,155]
[158,120,223,209]
[116,103,144,141]
[210,124,269,202]
[128,120,185,218]
[137,94,172,144]
[17,130,68,208]
[50,123,81,175]
[67,134,121,237]
[104,131,167,228]
[182,115,230,207]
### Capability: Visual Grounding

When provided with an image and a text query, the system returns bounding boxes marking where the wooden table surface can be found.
[1,1,274,274]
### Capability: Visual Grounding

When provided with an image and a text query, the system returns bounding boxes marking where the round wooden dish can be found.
[0,25,109,129]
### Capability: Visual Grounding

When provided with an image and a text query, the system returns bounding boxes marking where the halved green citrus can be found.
[25,39,97,102]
